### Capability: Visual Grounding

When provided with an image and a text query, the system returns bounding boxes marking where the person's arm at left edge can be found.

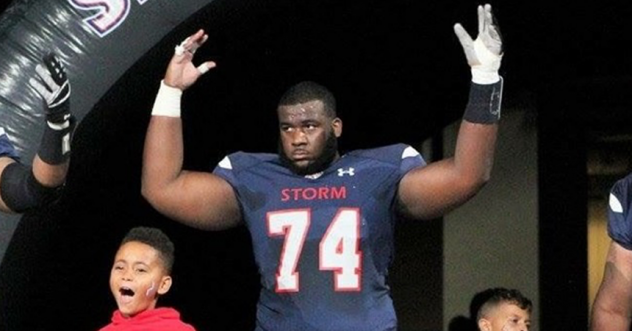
[398,4,503,220]
[30,53,74,187]
[0,53,74,213]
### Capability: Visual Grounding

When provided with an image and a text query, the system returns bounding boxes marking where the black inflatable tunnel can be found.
[0,1,264,330]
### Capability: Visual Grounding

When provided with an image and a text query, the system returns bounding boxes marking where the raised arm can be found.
[591,241,632,331]
[30,53,75,187]
[141,29,241,230]
[397,4,502,220]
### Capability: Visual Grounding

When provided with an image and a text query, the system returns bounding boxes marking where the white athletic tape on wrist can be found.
[471,68,500,85]
[471,38,502,85]
[151,81,183,118]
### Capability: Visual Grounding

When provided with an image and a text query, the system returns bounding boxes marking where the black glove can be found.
[29,52,71,124]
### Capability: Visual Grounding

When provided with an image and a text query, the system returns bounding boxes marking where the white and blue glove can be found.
[454,4,503,85]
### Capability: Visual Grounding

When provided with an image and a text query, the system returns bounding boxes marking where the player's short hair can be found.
[120,226,175,273]
[474,287,532,321]
[278,81,337,118]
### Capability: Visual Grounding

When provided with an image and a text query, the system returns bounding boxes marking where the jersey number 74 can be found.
[267,208,363,293]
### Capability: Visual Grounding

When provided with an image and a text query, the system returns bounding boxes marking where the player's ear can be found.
[332,117,342,138]
[157,275,173,295]
[478,318,491,331]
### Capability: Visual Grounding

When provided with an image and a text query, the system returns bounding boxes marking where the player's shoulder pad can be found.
[608,173,632,250]
[347,143,425,165]
[216,151,277,172]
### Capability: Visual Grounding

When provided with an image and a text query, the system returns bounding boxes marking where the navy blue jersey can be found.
[0,128,19,160]
[608,173,632,250]
[213,144,425,331]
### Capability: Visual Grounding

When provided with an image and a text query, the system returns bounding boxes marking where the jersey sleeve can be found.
[399,144,426,175]
[212,152,242,188]
[212,151,275,187]
[354,143,425,176]
[607,173,632,250]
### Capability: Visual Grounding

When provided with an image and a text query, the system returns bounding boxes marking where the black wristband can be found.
[463,78,503,124]
[38,116,75,165]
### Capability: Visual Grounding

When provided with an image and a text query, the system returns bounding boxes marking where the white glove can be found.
[454,4,503,84]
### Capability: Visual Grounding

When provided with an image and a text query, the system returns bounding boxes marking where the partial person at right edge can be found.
[0,52,75,214]
[591,172,632,331]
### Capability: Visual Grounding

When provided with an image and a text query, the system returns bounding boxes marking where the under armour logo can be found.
[337,167,355,177]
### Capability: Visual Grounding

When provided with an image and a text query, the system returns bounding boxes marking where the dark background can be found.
[1,0,632,330]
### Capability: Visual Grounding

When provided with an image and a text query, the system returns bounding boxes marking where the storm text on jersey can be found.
[280,186,347,202]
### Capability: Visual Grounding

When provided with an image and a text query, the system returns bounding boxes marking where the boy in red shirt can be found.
[99,226,196,331]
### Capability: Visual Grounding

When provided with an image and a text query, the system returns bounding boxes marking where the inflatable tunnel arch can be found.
[0,1,262,330]
[0,0,217,257]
